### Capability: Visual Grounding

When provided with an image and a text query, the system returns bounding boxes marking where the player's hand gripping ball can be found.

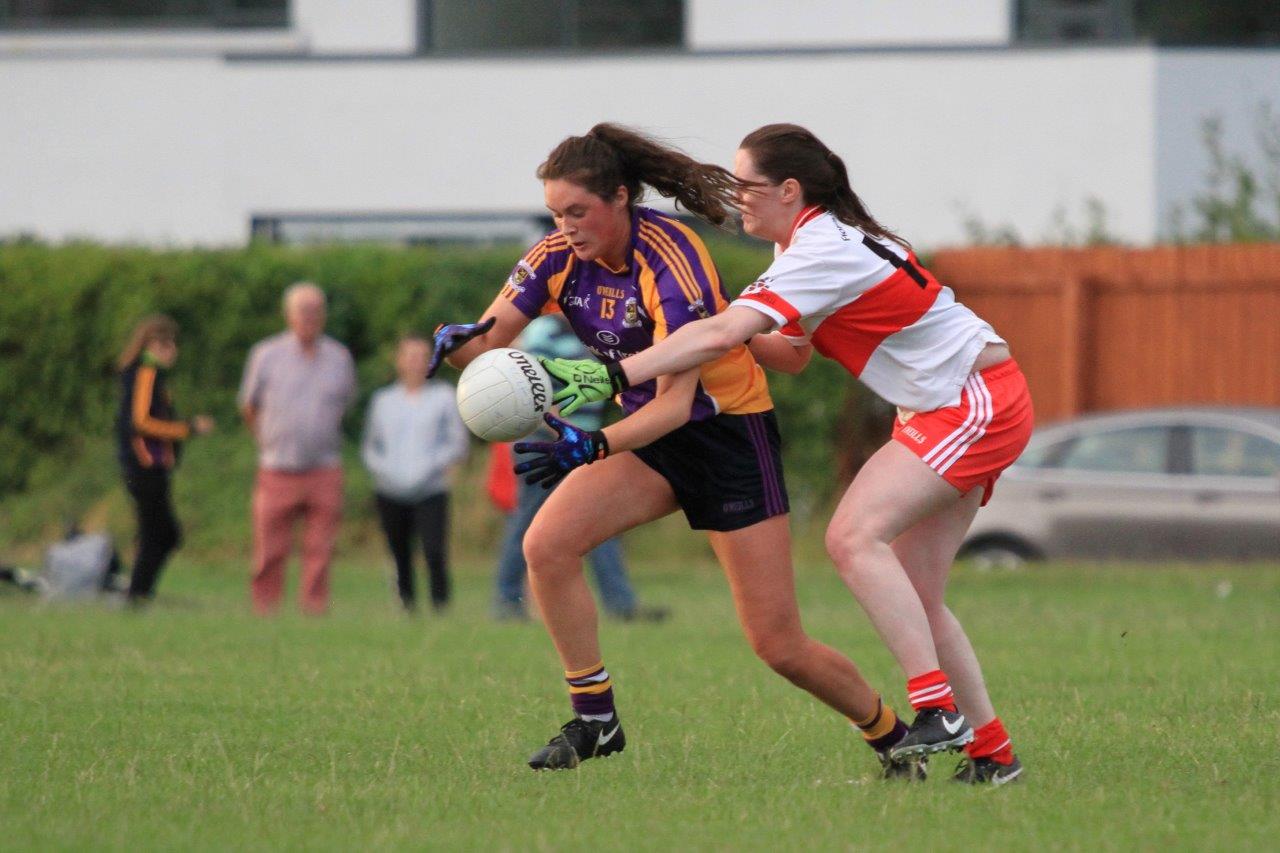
[513,414,609,489]
[426,317,496,378]
[455,347,552,442]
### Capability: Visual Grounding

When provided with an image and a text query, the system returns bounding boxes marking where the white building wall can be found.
[292,0,418,55]
[2,57,234,244]
[1154,51,1280,237]
[687,0,1013,49]
[2,47,1167,248]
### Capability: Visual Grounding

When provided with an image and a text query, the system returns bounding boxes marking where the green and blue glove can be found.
[426,317,496,378]
[513,413,609,489]
[539,357,631,417]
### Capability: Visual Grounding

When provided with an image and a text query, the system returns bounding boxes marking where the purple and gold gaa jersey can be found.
[501,206,772,420]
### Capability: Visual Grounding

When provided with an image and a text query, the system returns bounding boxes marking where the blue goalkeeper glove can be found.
[539,356,631,416]
[513,413,610,489]
[426,317,496,378]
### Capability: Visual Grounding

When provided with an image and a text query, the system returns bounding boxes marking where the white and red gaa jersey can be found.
[731,206,1003,412]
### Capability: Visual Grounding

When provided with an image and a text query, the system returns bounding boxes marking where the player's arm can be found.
[240,405,259,441]
[748,332,813,375]
[599,367,699,454]
[431,297,530,376]
[543,306,773,415]
[512,367,698,489]
[622,306,773,385]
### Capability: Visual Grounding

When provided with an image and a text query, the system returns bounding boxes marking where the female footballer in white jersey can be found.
[545,124,1033,785]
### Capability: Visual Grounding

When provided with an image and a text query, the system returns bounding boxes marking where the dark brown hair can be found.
[118,314,178,370]
[739,123,909,248]
[537,123,744,228]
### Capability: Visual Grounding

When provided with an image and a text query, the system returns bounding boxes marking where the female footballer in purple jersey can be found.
[429,124,919,776]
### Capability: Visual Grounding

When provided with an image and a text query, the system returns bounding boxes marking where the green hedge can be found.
[0,239,876,515]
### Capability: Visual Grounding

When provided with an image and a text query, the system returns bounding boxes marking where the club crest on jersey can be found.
[622,297,642,328]
[687,298,710,319]
[507,260,537,293]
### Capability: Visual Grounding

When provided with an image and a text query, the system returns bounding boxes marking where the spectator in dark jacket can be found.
[116,315,213,604]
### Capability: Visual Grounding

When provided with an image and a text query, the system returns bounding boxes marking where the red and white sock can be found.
[966,717,1015,765]
[906,669,957,712]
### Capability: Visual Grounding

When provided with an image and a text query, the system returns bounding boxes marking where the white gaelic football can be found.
[455,348,551,441]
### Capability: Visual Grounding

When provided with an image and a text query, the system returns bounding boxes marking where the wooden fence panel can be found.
[932,245,1280,422]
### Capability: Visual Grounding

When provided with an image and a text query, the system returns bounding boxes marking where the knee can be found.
[521,520,571,580]
[825,521,883,580]
[747,627,808,681]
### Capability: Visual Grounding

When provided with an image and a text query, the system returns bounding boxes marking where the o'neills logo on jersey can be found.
[506,350,547,412]
[741,280,770,297]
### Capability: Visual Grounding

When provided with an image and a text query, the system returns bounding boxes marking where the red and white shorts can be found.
[891,359,1034,506]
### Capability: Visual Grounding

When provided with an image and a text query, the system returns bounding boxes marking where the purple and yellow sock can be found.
[565,661,616,721]
[851,695,908,753]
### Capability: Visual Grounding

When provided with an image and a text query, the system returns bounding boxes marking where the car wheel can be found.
[960,538,1040,572]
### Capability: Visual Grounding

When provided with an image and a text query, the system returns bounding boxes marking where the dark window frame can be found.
[417,0,684,55]
[0,1,289,31]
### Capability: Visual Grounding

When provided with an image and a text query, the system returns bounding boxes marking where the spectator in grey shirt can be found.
[362,335,468,612]
[239,282,356,615]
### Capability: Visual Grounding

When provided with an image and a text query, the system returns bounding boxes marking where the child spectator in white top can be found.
[362,336,469,612]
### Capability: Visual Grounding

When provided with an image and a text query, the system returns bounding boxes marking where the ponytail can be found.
[739,123,910,249]
[537,123,744,228]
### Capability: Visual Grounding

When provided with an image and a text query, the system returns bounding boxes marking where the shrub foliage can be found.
[0,240,871,508]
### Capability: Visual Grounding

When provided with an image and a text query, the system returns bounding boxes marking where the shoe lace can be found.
[560,718,592,734]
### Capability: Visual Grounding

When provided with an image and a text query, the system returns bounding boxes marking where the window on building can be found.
[0,1,288,30]
[1017,1,1280,46]
[420,0,683,53]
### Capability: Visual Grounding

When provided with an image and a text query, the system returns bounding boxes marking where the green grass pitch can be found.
[1,557,1277,850]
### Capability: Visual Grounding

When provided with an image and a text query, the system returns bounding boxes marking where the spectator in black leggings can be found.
[361,336,469,612]
[115,315,213,605]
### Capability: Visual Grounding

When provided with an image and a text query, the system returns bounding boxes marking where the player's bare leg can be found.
[523,451,676,670]
[892,488,1023,782]
[710,516,923,779]
[890,488,994,722]
[709,515,880,721]
[522,451,677,770]
[825,440,975,759]
[826,441,962,675]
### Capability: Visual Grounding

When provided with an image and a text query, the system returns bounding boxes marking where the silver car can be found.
[961,407,1280,566]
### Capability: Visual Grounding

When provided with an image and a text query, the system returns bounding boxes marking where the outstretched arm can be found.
[429,296,531,377]
[512,367,699,489]
[621,306,774,386]
[599,367,699,455]
[542,306,776,416]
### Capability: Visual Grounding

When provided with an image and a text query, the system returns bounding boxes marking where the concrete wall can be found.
[2,46,1169,248]
[292,0,418,55]
[1155,51,1280,237]
[687,0,1012,49]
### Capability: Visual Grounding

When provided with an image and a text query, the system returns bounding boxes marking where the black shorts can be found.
[631,410,789,532]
